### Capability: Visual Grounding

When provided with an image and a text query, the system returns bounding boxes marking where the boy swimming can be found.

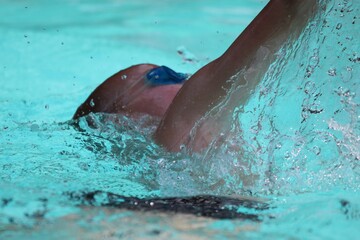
[74,0,319,153]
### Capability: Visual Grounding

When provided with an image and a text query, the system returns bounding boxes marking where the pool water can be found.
[1,0,360,239]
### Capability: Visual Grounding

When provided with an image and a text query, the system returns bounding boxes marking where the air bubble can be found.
[121,75,127,80]
[90,99,95,107]
[341,67,353,82]
[336,23,342,30]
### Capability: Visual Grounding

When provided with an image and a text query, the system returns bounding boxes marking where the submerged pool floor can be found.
[1,0,360,239]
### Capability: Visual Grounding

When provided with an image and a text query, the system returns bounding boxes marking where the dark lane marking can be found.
[65,190,271,221]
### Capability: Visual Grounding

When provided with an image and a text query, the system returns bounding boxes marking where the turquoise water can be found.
[1,0,359,239]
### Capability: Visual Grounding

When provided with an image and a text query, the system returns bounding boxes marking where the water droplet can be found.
[341,67,353,82]
[304,81,316,94]
[149,202,154,206]
[89,99,95,107]
[328,68,337,76]
[313,146,321,155]
[336,23,342,30]
[121,75,127,80]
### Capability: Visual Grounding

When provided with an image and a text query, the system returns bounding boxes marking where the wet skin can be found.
[155,0,319,152]
[74,0,318,153]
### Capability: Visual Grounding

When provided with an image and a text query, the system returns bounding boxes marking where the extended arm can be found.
[155,0,319,152]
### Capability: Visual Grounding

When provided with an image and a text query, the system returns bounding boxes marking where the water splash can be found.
[227,0,360,194]
[1,0,359,238]
[65,0,360,198]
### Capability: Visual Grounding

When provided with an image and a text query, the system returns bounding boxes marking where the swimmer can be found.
[74,0,319,152]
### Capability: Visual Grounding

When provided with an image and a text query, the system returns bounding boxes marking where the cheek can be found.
[127,85,182,117]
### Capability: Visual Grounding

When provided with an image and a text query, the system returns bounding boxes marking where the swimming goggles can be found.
[145,65,189,86]
[120,65,189,106]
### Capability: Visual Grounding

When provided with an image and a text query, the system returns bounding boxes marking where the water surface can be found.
[1,0,360,239]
